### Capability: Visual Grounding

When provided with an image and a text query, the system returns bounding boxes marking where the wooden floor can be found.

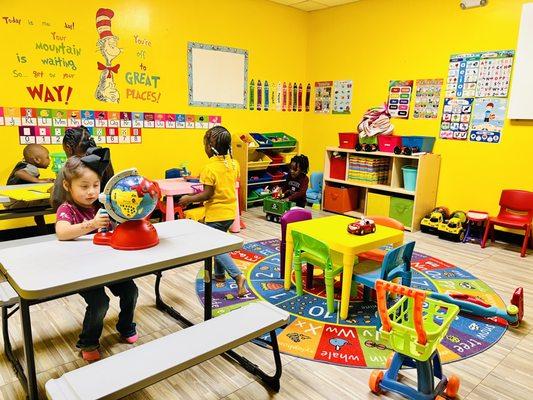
[0,208,532,399]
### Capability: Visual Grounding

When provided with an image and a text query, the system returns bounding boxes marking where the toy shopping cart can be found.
[369,280,461,400]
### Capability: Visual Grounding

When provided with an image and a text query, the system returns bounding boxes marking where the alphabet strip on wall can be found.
[0,107,222,145]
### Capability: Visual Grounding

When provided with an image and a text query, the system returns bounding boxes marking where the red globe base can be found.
[93,219,159,250]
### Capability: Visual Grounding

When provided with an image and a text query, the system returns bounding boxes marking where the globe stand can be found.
[94,219,159,250]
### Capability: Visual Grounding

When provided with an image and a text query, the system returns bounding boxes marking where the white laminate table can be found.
[0,219,243,399]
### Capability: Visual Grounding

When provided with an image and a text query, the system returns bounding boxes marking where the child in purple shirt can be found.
[55,155,138,362]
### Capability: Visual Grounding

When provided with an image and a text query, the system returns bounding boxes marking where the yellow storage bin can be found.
[248,152,272,171]
[366,192,391,216]
[238,133,259,149]
[280,151,297,164]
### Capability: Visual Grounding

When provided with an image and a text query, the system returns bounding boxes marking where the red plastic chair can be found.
[481,190,533,257]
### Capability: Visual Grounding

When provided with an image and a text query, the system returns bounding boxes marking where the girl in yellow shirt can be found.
[179,126,247,297]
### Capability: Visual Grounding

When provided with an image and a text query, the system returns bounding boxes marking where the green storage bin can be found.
[389,197,414,228]
[359,136,378,145]
[262,132,297,147]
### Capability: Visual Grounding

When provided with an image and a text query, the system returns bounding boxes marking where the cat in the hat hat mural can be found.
[95,8,121,103]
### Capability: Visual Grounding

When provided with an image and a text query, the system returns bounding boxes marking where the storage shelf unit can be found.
[322,146,440,231]
[233,134,298,211]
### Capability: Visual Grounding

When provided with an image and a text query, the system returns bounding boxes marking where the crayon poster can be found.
[440,98,474,140]
[413,79,443,119]
[332,80,353,114]
[314,81,333,114]
[469,98,507,144]
[387,80,413,118]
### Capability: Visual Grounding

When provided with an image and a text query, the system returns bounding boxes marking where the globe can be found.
[108,174,159,221]
[94,168,161,250]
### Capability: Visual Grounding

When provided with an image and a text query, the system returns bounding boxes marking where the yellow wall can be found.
[0,0,308,229]
[1,0,531,231]
[303,0,533,215]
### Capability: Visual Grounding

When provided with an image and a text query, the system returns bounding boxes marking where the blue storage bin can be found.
[250,133,273,148]
[401,136,435,153]
[248,171,272,184]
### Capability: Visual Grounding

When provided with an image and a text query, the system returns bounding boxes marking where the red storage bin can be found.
[338,132,358,149]
[264,151,284,164]
[330,154,347,180]
[323,184,358,213]
[378,135,403,152]
[267,167,286,180]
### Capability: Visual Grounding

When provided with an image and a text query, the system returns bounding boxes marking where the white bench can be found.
[46,301,289,399]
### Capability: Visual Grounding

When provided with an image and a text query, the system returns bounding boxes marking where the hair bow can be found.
[81,147,110,176]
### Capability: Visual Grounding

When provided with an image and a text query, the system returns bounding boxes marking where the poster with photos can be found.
[332,80,353,114]
[314,81,333,114]
[440,98,474,140]
[387,80,413,118]
[445,50,514,98]
[469,98,507,144]
[413,79,443,119]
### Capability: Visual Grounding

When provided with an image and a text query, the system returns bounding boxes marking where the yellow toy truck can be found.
[420,206,449,234]
[438,210,467,242]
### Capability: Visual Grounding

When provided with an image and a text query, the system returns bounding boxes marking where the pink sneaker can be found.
[81,348,101,362]
[122,333,139,344]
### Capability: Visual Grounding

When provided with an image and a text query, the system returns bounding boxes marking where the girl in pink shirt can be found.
[55,156,138,362]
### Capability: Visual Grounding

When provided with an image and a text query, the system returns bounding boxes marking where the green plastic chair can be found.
[291,231,344,314]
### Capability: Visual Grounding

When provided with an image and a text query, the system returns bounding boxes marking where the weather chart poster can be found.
[387,80,413,118]
[469,98,507,144]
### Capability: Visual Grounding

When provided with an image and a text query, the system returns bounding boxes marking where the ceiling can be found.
[269,0,360,12]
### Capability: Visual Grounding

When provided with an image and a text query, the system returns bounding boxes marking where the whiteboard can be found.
[188,42,248,109]
[508,3,533,119]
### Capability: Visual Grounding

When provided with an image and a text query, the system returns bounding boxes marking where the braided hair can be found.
[204,126,233,158]
[291,154,309,175]
[63,126,96,157]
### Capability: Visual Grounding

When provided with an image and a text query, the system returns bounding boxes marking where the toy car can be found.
[355,143,378,152]
[393,145,420,155]
[263,197,295,223]
[420,206,450,234]
[438,210,467,241]
[347,217,376,235]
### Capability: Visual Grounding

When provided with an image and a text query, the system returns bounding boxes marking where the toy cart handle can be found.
[375,279,428,345]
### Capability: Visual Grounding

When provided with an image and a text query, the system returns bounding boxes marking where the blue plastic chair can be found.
[306,172,323,205]
[165,168,182,179]
[352,241,415,302]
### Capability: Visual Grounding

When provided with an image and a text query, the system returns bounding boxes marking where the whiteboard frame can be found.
[187,42,248,109]
[508,3,533,119]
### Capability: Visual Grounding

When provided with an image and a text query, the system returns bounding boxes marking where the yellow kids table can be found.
[284,215,404,320]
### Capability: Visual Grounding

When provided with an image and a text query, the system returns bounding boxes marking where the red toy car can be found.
[347,217,376,235]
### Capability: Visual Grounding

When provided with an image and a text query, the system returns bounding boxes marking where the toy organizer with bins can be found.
[323,147,440,231]
[233,132,298,211]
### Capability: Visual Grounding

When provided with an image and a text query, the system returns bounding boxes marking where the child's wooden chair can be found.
[291,231,344,314]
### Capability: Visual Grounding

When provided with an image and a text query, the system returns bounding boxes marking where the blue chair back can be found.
[379,241,415,286]
[310,172,323,192]
[165,168,182,179]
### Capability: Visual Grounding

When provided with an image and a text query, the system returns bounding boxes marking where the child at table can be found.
[178,126,247,297]
[6,144,54,185]
[281,154,309,208]
[51,126,115,211]
[55,155,138,362]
